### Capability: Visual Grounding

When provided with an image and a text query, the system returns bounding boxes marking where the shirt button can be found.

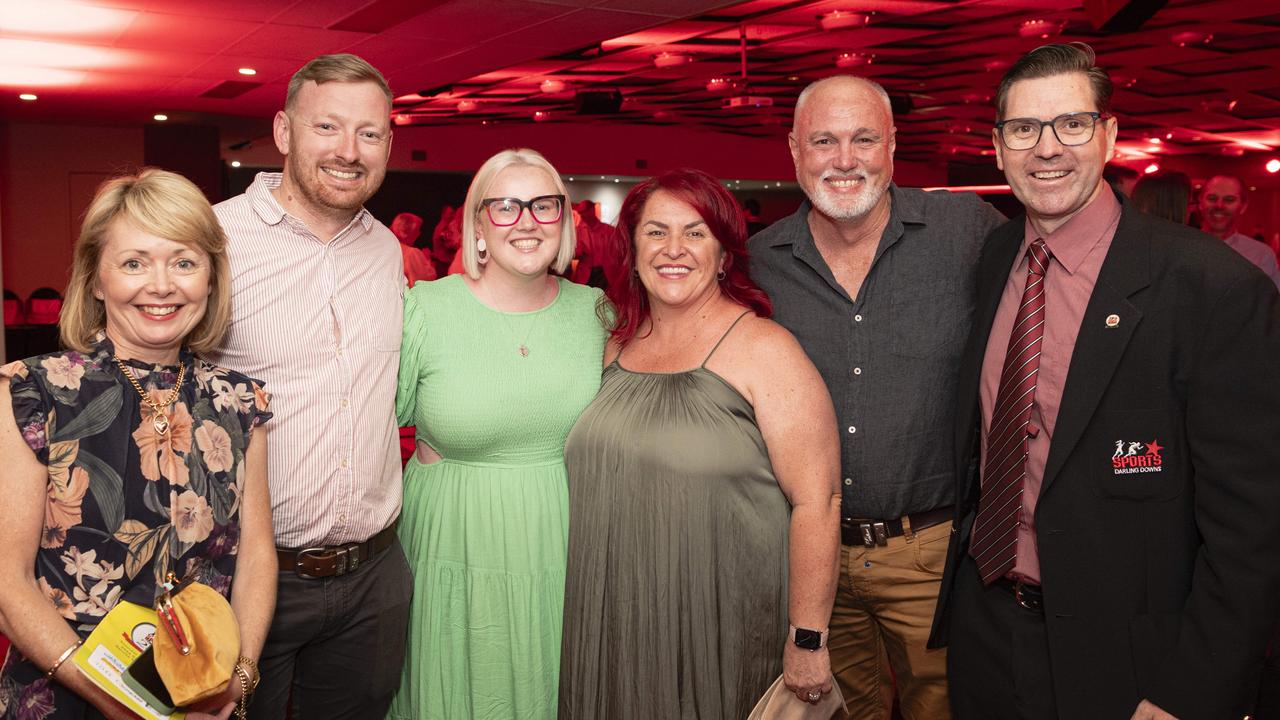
[854,314,863,322]
[853,368,862,375]
[847,426,857,434]
[340,458,349,468]
[843,477,853,486]
[338,513,348,523]
[336,348,343,356]
[341,398,349,408]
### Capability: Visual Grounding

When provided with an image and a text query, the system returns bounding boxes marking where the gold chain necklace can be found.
[497,311,544,358]
[114,356,186,435]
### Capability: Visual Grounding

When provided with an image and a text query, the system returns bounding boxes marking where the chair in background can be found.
[26,287,63,325]
[3,289,23,326]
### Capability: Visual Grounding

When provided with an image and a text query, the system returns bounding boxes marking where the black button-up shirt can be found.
[749,184,1004,519]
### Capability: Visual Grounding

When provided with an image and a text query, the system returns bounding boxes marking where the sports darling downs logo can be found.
[1112,439,1164,474]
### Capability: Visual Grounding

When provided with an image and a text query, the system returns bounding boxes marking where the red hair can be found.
[603,168,772,348]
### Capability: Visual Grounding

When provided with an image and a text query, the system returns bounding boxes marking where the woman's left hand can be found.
[783,643,833,704]
[183,677,242,720]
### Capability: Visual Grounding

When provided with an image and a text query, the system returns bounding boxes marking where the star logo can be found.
[1145,439,1163,458]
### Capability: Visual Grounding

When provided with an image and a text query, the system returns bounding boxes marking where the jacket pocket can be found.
[1091,409,1183,501]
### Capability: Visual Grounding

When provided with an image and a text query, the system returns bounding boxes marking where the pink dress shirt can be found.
[978,188,1121,584]
[208,173,405,548]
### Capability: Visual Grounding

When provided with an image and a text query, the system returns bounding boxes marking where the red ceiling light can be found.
[456,100,478,112]
[393,114,412,125]
[652,52,692,68]
[1019,19,1065,39]
[539,79,566,94]
[238,68,257,76]
[153,114,168,122]
[18,93,37,101]
[835,52,873,69]
[706,77,738,93]
[818,11,870,31]
[533,110,551,122]
[983,59,1010,73]
[1143,163,1159,174]
[1171,31,1212,46]
[0,1,134,37]
[1266,159,1280,174]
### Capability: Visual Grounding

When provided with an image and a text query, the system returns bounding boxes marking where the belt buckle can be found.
[295,546,330,579]
[856,521,888,548]
[1013,580,1042,612]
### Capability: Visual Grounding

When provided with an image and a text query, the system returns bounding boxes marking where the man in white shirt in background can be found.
[1199,173,1280,289]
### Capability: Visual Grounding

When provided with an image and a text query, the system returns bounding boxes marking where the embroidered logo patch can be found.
[1111,439,1164,474]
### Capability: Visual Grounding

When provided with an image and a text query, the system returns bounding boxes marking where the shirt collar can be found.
[248,171,374,233]
[1025,184,1121,275]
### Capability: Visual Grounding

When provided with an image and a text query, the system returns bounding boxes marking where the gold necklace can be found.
[114,356,186,435]
[496,311,544,357]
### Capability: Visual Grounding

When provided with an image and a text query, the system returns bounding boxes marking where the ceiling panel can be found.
[0,0,1276,167]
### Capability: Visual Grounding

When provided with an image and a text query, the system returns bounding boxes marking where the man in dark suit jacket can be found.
[929,42,1280,720]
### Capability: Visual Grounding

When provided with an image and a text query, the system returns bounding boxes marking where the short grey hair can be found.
[794,76,893,129]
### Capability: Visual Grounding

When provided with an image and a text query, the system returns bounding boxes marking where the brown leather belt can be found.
[277,524,397,579]
[841,505,953,547]
[994,576,1044,613]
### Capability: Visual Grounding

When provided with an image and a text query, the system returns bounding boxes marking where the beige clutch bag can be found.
[748,675,849,720]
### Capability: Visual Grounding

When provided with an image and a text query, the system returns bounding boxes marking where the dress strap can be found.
[701,310,753,368]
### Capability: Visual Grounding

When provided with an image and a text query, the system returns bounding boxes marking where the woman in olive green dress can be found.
[560,168,842,719]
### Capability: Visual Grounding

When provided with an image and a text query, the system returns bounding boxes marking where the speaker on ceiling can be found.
[574,89,623,115]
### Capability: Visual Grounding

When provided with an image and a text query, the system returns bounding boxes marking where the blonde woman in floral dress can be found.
[0,169,276,720]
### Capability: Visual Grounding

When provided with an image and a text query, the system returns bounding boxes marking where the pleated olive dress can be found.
[559,312,790,720]
[388,275,605,720]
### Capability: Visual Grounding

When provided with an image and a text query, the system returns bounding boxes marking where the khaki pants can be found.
[829,518,952,720]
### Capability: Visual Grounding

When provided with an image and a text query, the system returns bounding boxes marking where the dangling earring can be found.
[477,237,489,264]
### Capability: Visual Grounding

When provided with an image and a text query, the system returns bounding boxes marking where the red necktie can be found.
[971,239,1050,585]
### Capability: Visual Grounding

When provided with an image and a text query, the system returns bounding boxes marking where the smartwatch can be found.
[789,624,828,651]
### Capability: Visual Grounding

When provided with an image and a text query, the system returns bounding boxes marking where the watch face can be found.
[794,627,822,650]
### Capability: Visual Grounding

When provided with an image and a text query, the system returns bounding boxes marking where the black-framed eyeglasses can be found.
[480,195,565,226]
[994,112,1108,151]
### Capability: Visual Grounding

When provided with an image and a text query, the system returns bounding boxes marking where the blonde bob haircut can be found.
[460,148,575,280]
[61,168,232,356]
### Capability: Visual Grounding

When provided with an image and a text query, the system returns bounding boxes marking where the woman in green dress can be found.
[388,149,606,720]
[560,168,842,719]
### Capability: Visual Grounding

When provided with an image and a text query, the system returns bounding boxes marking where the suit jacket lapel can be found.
[1041,206,1152,495]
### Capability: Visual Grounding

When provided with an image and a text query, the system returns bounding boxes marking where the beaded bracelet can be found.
[46,639,83,679]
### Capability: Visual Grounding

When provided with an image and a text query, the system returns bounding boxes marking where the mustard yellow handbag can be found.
[153,573,241,707]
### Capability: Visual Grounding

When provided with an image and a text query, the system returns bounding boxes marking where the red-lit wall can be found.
[0,122,144,300]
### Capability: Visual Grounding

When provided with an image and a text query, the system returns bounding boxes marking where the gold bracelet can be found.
[46,639,83,679]
[234,664,252,719]
[236,656,260,690]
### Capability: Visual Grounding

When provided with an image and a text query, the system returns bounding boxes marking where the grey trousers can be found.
[249,538,413,720]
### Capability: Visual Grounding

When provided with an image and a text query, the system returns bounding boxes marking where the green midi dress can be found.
[387,275,605,720]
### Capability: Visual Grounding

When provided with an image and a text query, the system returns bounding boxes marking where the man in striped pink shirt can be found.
[207,53,409,720]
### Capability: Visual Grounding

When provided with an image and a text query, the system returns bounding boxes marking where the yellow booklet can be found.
[72,600,187,720]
